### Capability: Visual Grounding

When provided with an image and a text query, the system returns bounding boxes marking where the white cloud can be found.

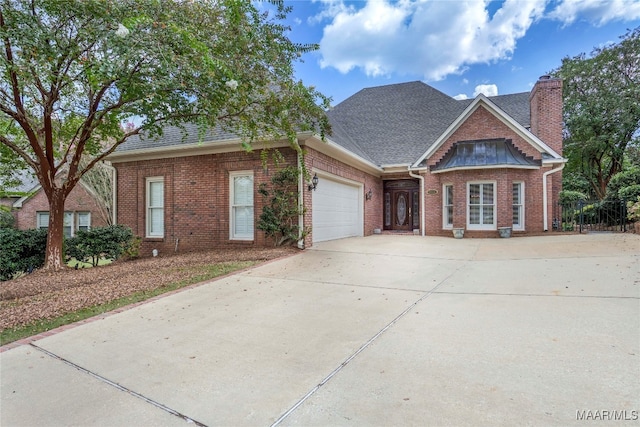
[548,0,640,26]
[316,0,546,81]
[473,84,499,97]
[453,84,499,100]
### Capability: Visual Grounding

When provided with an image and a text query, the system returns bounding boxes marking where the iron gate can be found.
[554,200,628,233]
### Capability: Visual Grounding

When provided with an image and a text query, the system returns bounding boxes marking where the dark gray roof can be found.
[115,81,532,167]
[326,81,467,165]
[0,170,39,193]
[326,81,531,166]
[485,92,530,127]
[117,122,239,152]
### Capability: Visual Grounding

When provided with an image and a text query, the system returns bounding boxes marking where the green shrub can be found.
[0,208,16,229]
[559,190,588,204]
[66,225,134,267]
[121,235,142,260]
[0,228,47,281]
[619,184,640,202]
[607,166,640,200]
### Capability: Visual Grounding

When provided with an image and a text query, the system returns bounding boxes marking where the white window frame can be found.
[229,171,254,241]
[36,212,49,230]
[146,177,164,238]
[512,182,525,231]
[63,211,74,238]
[467,181,496,230]
[78,212,91,233]
[443,184,454,229]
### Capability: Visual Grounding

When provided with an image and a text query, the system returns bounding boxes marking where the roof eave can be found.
[304,135,383,176]
[107,138,291,163]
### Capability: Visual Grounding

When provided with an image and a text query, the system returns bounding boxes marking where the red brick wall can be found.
[529,77,563,156]
[529,76,564,212]
[423,105,550,237]
[114,148,301,256]
[14,183,108,230]
[301,147,383,248]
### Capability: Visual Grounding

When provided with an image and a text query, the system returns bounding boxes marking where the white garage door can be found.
[312,174,362,243]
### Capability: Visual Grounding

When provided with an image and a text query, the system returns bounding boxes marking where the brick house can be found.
[107,76,564,254]
[9,178,109,236]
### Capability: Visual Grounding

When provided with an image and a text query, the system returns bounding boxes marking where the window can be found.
[78,212,91,232]
[36,211,91,236]
[443,184,454,228]
[467,182,496,230]
[512,182,524,230]
[230,171,254,240]
[146,177,164,238]
[37,212,49,230]
[63,212,74,238]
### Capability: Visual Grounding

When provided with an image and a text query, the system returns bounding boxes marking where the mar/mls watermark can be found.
[576,410,638,421]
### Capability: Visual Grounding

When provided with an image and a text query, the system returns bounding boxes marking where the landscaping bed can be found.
[0,247,297,338]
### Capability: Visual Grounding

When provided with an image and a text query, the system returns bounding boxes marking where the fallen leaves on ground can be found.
[0,247,297,330]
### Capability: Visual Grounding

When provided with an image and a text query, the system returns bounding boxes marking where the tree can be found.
[79,157,114,226]
[554,27,640,200]
[0,0,330,271]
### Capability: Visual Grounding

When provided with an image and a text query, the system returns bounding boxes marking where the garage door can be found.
[312,174,362,243]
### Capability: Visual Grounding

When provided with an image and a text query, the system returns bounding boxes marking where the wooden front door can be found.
[384,180,420,231]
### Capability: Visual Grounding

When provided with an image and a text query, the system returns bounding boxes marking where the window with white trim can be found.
[443,184,454,228]
[467,182,496,230]
[78,212,91,232]
[36,212,49,230]
[230,171,254,240]
[512,182,524,230]
[63,212,74,238]
[36,211,91,236]
[146,177,164,238]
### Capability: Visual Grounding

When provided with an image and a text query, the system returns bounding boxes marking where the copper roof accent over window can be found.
[431,138,540,172]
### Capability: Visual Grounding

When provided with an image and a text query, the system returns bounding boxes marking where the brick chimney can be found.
[529,75,563,156]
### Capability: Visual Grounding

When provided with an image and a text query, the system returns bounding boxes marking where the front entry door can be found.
[384,180,420,231]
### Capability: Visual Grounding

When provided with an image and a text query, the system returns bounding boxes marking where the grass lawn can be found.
[66,257,113,268]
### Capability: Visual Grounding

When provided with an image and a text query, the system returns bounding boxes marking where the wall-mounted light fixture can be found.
[365,188,373,200]
[308,173,319,191]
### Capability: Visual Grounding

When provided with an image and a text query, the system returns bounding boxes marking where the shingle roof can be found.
[117,122,239,152]
[0,170,39,193]
[326,81,530,166]
[115,81,532,167]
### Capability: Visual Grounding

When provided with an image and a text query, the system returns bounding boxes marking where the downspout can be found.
[408,168,425,237]
[110,162,117,225]
[297,153,305,249]
[542,163,565,231]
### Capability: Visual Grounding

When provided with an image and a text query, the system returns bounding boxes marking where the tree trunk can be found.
[43,189,67,271]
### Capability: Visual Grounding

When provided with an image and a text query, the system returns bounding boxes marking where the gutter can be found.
[542,162,565,231]
[408,167,426,237]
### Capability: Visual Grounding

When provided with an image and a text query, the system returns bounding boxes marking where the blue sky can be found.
[277,0,640,105]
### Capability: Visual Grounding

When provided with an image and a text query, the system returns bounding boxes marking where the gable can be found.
[413,94,562,168]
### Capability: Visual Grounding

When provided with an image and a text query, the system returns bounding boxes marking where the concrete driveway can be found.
[1,233,639,426]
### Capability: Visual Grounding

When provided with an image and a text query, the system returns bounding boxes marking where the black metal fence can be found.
[554,199,628,233]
